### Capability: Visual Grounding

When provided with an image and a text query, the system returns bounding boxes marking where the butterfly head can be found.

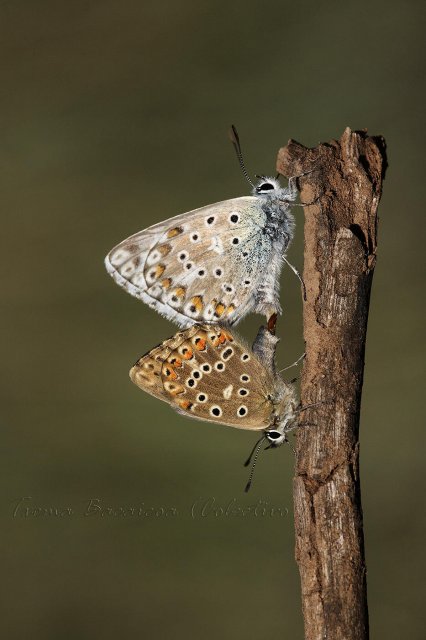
[265,413,297,447]
[265,428,288,447]
[265,383,298,447]
[254,176,281,197]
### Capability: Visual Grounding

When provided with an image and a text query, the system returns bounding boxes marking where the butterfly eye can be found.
[266,430,281,440]
[256,182,275,193]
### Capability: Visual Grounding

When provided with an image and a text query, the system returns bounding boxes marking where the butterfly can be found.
[105,126,301,328]
[130,323,299,489]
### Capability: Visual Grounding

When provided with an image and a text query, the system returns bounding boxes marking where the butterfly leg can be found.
[287,175,299,200]
[279,352,306,373]
[283,257,306,301]
[289,194,322,207]
[286,168,319,198]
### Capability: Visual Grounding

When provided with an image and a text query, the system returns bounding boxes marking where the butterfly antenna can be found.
[244,436,266,493]
[229,125,255,189]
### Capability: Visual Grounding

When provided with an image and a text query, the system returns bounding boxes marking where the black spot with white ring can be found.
[222,283,234,294]
[221,347,234,361]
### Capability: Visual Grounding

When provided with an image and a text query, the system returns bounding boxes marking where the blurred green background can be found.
[1,1,424,638]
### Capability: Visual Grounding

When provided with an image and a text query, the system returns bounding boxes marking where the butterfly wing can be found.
[105,197,277,327]
[130,324,276,430]
[128,327,198,401]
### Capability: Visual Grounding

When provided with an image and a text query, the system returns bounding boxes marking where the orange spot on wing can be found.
[161,278,172,289]
[175,287,186,298]
[164,366,178,380]
[190,295,204,312]
[167,226,184,238]
[169,356,183,368]
[226,304,236,316]
[182,347,193,360]
[194,338,206,351]
[159,243,172,256]
[179,399,193,410]
[214,303,225,318]
[168,384,185,396]
[212,333,226,347]
[154,264,165,278]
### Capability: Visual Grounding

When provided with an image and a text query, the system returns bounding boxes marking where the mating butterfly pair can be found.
[105,128,304,487]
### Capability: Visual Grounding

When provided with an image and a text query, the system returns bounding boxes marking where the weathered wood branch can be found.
[277,128,387,640]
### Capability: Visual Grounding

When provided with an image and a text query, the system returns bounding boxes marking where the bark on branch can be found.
[277,128,387,640]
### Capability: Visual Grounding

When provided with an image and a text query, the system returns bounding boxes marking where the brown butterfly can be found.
[130,323,300,490]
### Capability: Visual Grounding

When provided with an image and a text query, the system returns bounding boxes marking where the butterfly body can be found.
[130,323,298,445]
[105,178,296,328]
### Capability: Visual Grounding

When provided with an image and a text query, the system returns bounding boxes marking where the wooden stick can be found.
[277,128,387,640]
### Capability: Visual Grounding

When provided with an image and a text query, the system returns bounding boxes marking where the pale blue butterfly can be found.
[105,127,304,328]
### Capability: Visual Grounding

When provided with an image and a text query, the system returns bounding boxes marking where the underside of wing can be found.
[130,324,275,431]
[129,328,198,401]
[105,197,272,327]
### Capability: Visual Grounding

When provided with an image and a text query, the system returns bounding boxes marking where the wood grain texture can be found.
[277,128,387,640]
